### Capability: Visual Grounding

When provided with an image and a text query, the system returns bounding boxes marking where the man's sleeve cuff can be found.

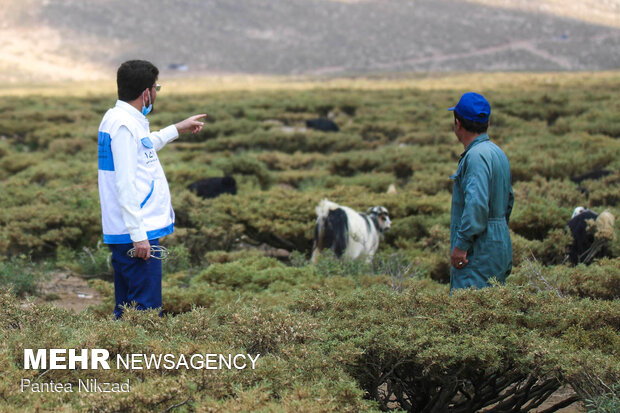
[454,237,472,251]
[129,229,148,243]
[161,124,179,143]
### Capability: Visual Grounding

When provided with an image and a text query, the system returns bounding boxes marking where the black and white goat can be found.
[311,199,391,263]
[567,206,615,265]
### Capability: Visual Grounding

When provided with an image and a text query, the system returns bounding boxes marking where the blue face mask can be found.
[141,91,152,116]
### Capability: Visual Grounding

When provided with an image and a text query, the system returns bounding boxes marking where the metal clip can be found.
[127,245,170,260]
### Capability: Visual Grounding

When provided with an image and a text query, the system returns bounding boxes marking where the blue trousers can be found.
[109,239,162,318]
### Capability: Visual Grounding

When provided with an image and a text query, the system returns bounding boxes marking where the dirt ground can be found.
[36,272,103,313]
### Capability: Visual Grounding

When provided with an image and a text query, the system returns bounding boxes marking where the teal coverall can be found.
[450,134,514,291]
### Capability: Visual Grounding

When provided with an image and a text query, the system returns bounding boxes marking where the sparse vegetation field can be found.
[0,73,619,412]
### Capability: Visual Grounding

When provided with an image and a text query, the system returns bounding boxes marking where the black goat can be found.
[306,118,339,132]
[188,176,237,199]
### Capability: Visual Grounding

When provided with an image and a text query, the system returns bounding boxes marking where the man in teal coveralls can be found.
[448,92,514,291]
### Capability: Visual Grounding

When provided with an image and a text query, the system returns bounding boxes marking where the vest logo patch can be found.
[141,137,154,148]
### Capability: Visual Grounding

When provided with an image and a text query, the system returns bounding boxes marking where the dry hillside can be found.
[1,0,619,82]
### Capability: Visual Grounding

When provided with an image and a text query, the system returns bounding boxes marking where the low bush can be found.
[292,285,620,412]
[585,383,620,413]
[3,279,619,412]
[0,74,619,411]
[56,242,112,279]
[0,257,41,297]
[510,257,620,300]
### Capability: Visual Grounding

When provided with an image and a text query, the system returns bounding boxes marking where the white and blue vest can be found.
[98,102,174,244]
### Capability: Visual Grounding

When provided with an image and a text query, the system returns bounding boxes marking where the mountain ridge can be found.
[2,0,619,82]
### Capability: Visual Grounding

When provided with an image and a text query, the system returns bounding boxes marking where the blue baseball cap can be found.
[448,92,491,123]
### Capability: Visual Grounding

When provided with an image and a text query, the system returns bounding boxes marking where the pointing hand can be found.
[175,114,207,135]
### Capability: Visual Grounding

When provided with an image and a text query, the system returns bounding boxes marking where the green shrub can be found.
[0,74,619,410]
[212,154,273,190]
[510,193,570,240]
[162,244,192,275]
[291,285,620,412]
[585,383,620,413]
[510,258,620,300]
[56,242,112,279]
[2,273,620,412]
[0,257,40,297]
[192,255,319,293]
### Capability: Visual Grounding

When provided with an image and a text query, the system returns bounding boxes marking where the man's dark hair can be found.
[454,112,489,134]
[117,60,159,101]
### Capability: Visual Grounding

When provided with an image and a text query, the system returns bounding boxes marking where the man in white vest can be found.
[98,60,205,318]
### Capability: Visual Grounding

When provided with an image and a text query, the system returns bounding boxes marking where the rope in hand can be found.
[126,245,170,260]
